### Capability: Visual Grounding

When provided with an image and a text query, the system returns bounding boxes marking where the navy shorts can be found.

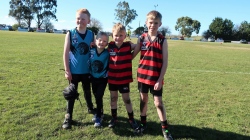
[108,83,130,93]
[138,82,162,96]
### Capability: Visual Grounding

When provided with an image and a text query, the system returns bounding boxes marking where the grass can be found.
[0,31,250,140]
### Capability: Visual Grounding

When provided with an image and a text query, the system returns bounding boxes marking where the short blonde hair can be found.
[112,23,126,34]
[146,10,162,21]
[76,8,91,19]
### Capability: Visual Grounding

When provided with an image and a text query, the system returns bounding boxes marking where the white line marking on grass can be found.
[171,69,250,75]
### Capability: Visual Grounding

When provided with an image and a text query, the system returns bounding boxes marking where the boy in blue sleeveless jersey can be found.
[89,32,109,128]
[62,8,95,129]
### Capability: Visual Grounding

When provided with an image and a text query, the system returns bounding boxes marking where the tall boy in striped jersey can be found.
[132,11,173,140]
[107,23,138,130]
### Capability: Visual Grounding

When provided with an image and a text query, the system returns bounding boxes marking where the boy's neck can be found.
[115,42,123,48]
[148,31,158,37]
[77,27,87,34]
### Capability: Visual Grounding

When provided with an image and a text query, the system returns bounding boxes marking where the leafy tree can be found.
[12,23,20,31]
[209,17,223,38]
[238,21,250,41]
[87,26,99,35]
[202,30,213,39]
[9,0,57,29]
[133,26,144,35]
[223,19,234,40]
[9,0,34,27]
[32,0,57,29]
[232,24,240,40]
[159,26,171,37]
[88,18,103,31]
[41,17,54,32]
[114,1,138,27]
[175,16,201,37]
[209,17,234,40]
[22,0,34,28]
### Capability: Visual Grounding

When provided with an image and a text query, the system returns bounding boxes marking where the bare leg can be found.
[122,92,133,113]
[154,96,166,121]
[110,90,118,109]
[140,93,148,116]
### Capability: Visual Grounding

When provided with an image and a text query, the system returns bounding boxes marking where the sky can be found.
[0,0,250,35]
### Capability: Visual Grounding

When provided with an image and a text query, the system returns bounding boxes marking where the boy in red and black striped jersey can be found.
[133,11,173,140]
[107,23,138,130]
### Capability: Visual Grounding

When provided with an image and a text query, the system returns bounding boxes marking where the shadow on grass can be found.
[56,114,250,140]
[170,125,250,140]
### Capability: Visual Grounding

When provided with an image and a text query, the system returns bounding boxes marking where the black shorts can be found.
[71,74,91,90]
[138,82,162,96]
[108,83,130,93]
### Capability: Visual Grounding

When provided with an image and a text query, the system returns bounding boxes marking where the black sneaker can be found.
[136,123,147,134]
[62,113,72,129]
[162,129,173,140]
[128,119,138,130]
[108,118,118,128]
[88,108,97,114]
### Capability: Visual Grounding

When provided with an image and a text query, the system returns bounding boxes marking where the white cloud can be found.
[1,15,15,25]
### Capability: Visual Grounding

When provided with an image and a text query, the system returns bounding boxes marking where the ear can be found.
[159,22,162,27]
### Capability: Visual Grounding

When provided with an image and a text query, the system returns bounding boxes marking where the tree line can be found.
[9,0,57,30]
[203,17,250,41]
[7,0,250,41]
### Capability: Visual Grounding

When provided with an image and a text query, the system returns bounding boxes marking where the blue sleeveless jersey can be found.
[89,48,109,78]
[69,29,93,74]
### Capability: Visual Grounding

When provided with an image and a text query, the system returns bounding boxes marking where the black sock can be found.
[140,116,147,125]
[111,109,117,119]
[161,120,168,130]
[128,111,134,120]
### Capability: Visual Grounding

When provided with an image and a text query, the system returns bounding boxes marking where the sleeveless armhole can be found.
[140,34,145,44]
[160,37,165,47]
[92,31,94,42]
[68,30,71,45]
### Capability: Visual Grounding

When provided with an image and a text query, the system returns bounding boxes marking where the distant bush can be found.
[12,24,19,31]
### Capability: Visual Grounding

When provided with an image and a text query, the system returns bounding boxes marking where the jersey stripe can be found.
[137,33,165,85]
[108,41,133,84]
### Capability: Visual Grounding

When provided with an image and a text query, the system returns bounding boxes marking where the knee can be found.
[124,98,131,104]
[141,97,148,103]
[154,100,163,109]
[110,95,118,102]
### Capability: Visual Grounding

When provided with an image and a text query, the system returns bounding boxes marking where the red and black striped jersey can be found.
[137,33,165,85]
[108,41,133,84]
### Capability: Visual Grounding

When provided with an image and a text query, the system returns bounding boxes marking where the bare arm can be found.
[154,39,168,90]
[91,35,96,48]
[63,32,72,81]
[132,38,140,59]
[131,43,136,50]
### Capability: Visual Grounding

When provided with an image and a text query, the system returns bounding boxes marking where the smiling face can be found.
[76,12,90,29]
[112,23,127,47]
[146,18,162,34]
[112,30,126,46]
[145,10,162,34]
[96,35,108,49]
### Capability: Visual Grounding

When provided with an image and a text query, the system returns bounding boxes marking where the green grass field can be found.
[0,31,250,140]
